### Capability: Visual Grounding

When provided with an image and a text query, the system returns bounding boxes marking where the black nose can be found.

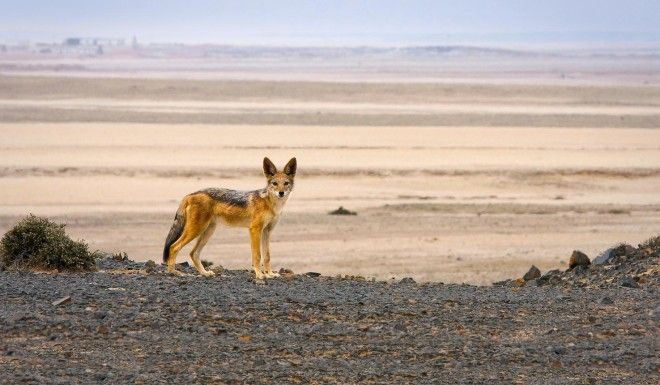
[278,191,284,197]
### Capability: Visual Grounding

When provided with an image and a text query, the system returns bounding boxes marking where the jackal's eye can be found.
[284,181,289,186]
[271,181,277,186]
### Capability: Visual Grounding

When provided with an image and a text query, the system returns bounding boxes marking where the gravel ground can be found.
[1,244,658,384]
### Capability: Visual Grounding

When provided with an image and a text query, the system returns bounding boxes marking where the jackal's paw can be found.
[265,271,280,278]
[168,269,185,277]
[254,270,266,280]
[200,270,216,277]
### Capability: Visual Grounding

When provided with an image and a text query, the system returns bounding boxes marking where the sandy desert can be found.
[0,60,659,284]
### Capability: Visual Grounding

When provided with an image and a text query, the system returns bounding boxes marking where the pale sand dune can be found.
[0,76,658,284]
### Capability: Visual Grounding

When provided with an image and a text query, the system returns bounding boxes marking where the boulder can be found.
[569,250,591,269]
[593,244,636,265]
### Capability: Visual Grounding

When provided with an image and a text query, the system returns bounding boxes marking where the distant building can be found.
[64,38,81,46]
[63,37,125,47]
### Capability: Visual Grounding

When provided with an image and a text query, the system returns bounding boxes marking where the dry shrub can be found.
[0,214,96,272]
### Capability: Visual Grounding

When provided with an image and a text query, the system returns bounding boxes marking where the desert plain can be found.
[0,65,659,284]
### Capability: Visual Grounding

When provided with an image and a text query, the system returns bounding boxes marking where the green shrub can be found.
[0,214,96,272]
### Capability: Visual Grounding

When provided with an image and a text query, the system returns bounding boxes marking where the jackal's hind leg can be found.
[190,222,216,277]
[168,206,211,275]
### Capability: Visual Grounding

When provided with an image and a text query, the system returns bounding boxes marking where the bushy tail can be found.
[163,205,186,263]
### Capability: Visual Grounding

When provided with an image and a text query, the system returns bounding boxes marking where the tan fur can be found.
[164,157,296,279]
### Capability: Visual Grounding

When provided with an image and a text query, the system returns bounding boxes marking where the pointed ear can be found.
[263,157,277,177]
[283,157,297,177]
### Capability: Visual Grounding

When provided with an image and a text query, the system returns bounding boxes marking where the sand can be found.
[0,75,658,284]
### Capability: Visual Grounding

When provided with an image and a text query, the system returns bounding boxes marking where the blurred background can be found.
[0,0,658,283]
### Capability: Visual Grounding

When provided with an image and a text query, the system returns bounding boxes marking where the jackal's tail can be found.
[163,205,186,263]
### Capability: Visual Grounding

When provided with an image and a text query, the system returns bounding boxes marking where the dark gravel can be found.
[1,245,658,384]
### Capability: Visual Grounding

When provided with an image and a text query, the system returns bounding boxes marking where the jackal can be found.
[163,157,296,279]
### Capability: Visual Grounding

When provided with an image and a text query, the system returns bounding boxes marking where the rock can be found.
[536,269,561,286]
[620,276,640,288]
[523,265,541,281]
[112,252,129,262]
[514,278,526,287]
[600,297,614,305]
[279,268,294,275]
[328,206,357,216]
[52,296,71,306]
[571,265,588,275]
[593,244,636,265]
[399,277,416,284]
[211,265,225,275]
[569,250,591,269]
[305,272,321,277]
[553,346,567,355]
[238,335,252,343]
[593,248,615,265]
[96,324,109,334]
[145,260,157,273]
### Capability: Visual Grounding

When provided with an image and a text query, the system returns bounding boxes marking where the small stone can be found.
[536,269,561,286]
[211,265,225,275]
[550,360,563,368]
[212,327,227,336]
[96,324,109,334]
[514,278,526,287]
[569,250,591,269]
[553,346,567,355]
[571,265,588,275]
[93,311,109,320]
[305,272,321,277]
[523,265,541,281]
[279,268,294,275]
[399,277,416,284]
[620,276,640,288]
[600,297,614,305]
[52,296,71,306]
[328,206,357,216]
[238,335,252,343]
[145,260,157,273]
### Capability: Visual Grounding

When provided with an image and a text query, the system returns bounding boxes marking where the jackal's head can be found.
[263,157,296,199]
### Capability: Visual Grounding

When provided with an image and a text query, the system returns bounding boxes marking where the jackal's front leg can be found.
[262,226,280,278]
[249,225,265,280]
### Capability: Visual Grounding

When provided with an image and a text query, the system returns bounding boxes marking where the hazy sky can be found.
[1,0,659,45]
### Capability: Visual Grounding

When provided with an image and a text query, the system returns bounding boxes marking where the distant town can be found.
[0,36,140,57]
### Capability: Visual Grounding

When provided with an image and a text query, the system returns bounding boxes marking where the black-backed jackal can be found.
[163,157,296,279]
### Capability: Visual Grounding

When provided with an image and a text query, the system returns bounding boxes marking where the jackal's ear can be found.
[263,157,277,177]
[283,157,297,177]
